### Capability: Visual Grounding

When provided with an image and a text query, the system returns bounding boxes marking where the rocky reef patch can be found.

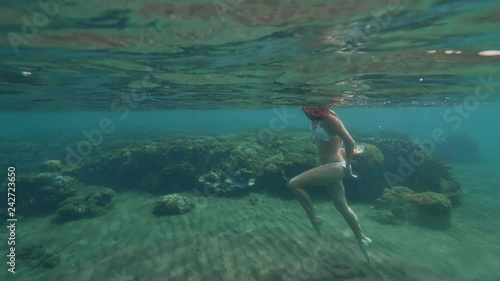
[153,193,195,216]
[2,131,464,230]
[369,186,453,230]
[57,188,116,222]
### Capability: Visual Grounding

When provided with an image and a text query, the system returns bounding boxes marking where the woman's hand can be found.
[346,165,357,179]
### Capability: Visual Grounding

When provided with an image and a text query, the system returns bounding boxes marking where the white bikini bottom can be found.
[320,161,346,169]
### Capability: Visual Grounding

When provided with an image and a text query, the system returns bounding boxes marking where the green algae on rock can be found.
[348,135,463,205]
[153,194,195,216]
[366,209,404,225]
[371,186,453,230]
[406,192,453,230]
[57,188,116,222]
[70,132,462,204]
[351,143,384,171]
[8,172,78,215]
[39,160,65,173]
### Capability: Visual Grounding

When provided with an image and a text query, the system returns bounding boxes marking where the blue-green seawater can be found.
[0,0,499,280]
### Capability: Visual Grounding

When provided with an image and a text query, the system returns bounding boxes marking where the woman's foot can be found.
[358,237,372,263]
[311,216,323,237]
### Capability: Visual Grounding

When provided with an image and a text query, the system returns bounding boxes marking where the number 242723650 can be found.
[7,167,16,213]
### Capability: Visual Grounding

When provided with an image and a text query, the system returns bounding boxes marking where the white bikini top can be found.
[310,121,331,141]
[310,109,336,141]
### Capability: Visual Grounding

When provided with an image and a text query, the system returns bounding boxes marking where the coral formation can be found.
[366,209,403,225]
[70,132,462,205]
[347,135,463,205]
[344,143,386,201]
[10,172,78,215]
[371,186,452,230]
[57,188,116,221]
[57,198,88,221]
[39,160,64,173]
[374,186,414,208]
[351,143,384,171]
[198,170,256,196]
[153,194,195,216]
[406,192,452,230]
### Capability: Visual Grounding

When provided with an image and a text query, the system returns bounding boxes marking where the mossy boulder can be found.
[406,192,452,230]
[12,172,78,215]
[39,160,64,173]
[30,172,60,186]
[198,170,256,196]
[344,143,388,202]
[249,194,262,205]
[352,135,464,204]
[58,197,88,221]
[74,141,199,192]
[86,187,116,207]
[437,178,462,206]
[374,186,414,208]
[351,143,384,171]
[366,209,403,225]
[57,188,116,222]
[70,132,462,204]
[371,186,452,230]
[153,194,195,216]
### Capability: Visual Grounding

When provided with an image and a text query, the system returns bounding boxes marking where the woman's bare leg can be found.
[326,181,372,262]
[288,183,317,226]
[287,165,345,236]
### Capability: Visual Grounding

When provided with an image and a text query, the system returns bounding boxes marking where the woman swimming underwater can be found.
[287,105,372,263]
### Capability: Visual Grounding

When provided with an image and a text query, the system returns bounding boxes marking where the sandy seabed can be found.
[2,163,499,281]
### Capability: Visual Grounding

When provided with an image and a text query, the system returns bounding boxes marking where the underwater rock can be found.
[138,172,162,193]
[39,160,64,173]
[11,172,78,216]
[406,192,452,230]
[437,178,462,206]
[57,188,116,222]
[351,143,384,171]
[344,143,386,201]
[153,194,195,216]
[58,197,88,221]
[197,171,220,190]
[198,170,256,196]
[70,132,462,204]
[74,141,199,192]
[374,186,415,208]
[349,136,464,204]
[366,209,403,225]
[249,194,262,205]
[371,186,452,230]
[31,172,60,186]
[404,157,463,206]
[86,187,116,207]
[18,243,60,269]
